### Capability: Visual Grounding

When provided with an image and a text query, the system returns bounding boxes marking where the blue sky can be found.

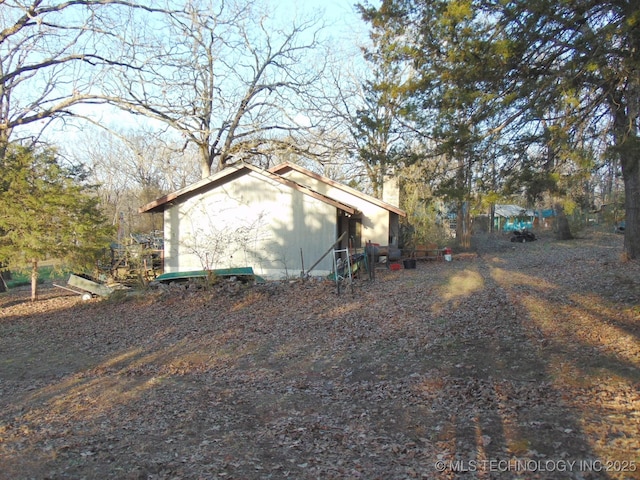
[273,0,372,46]
[38,0,377,145]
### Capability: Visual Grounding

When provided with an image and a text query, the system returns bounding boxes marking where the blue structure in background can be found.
[494,204,536,232]
[495,206,556,231]
[502,219,534,232]
[538,209,555,219]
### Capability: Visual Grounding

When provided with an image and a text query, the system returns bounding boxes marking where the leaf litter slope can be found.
[0,230,638,479]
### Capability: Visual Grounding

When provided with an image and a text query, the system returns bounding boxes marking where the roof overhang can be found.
[269,161,407,217]
[139,162,359,216]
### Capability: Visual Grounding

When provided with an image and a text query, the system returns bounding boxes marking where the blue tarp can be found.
[503,220,534,232]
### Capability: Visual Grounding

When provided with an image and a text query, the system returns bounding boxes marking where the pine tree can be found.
[0,144,114,301]
[360,0,640,257]
[359,0,512,248]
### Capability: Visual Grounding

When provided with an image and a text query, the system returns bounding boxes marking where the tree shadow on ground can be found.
[0,239,638,479]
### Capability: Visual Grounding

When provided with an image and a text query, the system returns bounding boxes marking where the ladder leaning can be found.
[332,248,353,295]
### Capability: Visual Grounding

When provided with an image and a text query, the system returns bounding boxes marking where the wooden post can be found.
[31,258,38,302]
[367,241,376,281]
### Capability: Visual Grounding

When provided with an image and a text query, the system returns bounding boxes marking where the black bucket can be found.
[403,259,417,269]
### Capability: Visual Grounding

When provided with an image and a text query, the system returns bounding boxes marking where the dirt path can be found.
[0,230,638,479]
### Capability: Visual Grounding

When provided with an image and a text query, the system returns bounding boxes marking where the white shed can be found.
[139,163,406,280]
[269,162,405,251]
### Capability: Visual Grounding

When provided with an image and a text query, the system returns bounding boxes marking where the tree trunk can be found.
[31,258,38,302]
[554,203,573,240]
[200,143,212,179]
[621,150,640,260]
[456,201,471,249]
[489,204,495,234]
[613,91,639,260]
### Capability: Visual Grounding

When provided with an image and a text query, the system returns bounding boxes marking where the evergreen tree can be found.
[0,143,114,300]
[359,0,512,248]
[353,66,409,200]
[495,0,640,257]
[360,0,640,257]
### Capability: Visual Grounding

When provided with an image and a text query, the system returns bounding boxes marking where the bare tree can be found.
[292,23,419,198]
[0,0,169,154]
[72,125,200,231]
[103,0,329,178]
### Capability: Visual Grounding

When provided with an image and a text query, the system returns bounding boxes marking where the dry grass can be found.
[0,229,638,479]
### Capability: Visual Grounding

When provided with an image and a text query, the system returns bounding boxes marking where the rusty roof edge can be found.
[255,167,359,215]
[139,162,360,216]
[269,161,407,217]
[138,164,249,213]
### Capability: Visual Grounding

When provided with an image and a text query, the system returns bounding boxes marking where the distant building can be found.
[494,204,535,232]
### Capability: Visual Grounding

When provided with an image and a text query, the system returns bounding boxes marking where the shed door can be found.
[337,211,362,249]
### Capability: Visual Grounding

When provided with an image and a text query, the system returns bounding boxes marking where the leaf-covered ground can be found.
[1,229,639,479]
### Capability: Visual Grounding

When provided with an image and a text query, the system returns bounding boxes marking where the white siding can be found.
[163,171,337,279]
[278,171,394,246]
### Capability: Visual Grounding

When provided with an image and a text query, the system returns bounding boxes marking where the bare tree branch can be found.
[0,0,173,146]
[104,0,330,177]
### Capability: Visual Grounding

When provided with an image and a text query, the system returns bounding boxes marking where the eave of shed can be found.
[139,163,359,216]
[269,161,407,217]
